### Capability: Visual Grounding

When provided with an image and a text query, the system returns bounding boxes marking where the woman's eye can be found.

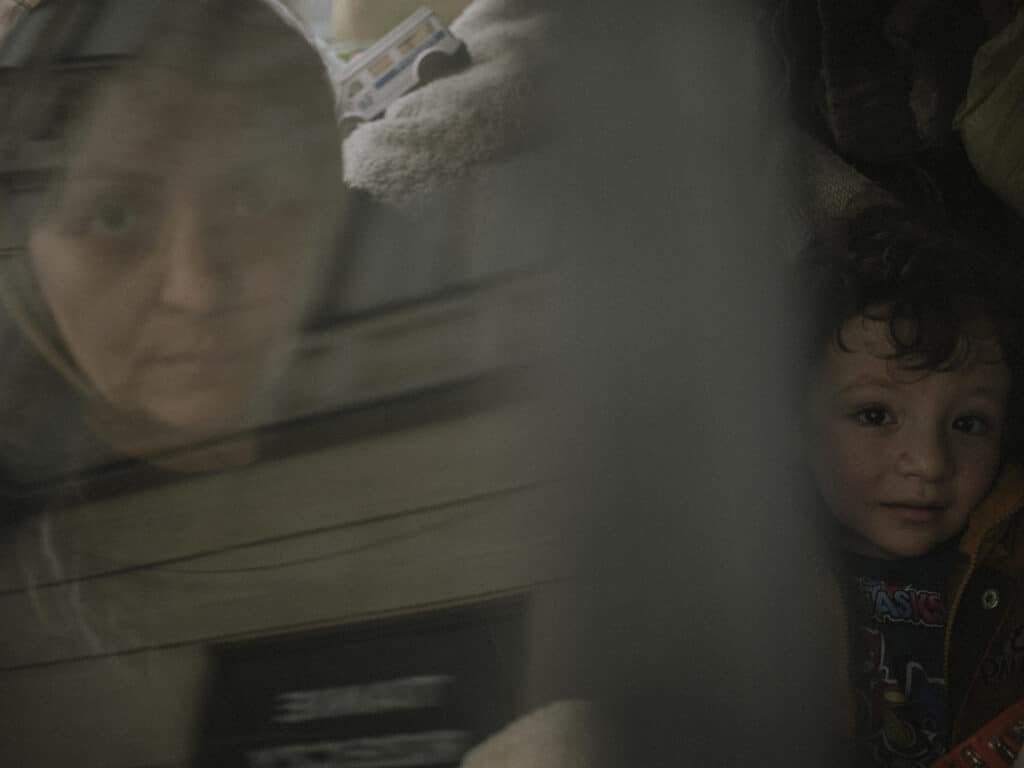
[854,406,894,427]
[56,187,154,243]
[90,199,138,237]
[952,414,992,436]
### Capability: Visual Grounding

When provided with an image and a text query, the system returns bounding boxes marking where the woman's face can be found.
[28,60,338,439]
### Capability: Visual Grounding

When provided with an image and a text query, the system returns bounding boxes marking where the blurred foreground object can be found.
[520,0,845,765]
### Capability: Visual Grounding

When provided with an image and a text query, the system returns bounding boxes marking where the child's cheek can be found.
[809,420,873,519]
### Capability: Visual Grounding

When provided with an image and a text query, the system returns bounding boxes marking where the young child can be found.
[799,204,1024,768]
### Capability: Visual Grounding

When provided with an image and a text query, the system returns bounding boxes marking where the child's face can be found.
[806,314,1011,559]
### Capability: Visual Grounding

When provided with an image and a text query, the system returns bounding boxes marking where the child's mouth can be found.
[881,502,945,523]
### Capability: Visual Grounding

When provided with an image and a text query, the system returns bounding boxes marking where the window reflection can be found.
[0,0,343,479]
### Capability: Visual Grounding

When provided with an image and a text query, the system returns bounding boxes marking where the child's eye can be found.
[854,406,894,427]
[952,414,992,436]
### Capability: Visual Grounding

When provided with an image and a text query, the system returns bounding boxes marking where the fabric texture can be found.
[793,132,891,240]
[814,0,985,163]
[955,7,1024,217]
[789,0,1008,244]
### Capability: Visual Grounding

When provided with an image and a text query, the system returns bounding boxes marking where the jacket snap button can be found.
[981,589,1000,610]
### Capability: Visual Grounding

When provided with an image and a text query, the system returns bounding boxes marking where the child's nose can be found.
[895,423,951,482]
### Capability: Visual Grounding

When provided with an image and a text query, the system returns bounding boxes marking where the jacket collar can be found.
[960,462,1024,560]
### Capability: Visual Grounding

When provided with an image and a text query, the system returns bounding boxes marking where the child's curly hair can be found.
[798,203,1024,456]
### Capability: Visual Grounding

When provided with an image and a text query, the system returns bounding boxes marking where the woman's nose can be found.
[157,202,224,314]
[895,423,951,482]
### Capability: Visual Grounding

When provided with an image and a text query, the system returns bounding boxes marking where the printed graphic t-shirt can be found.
[842,539,961,768]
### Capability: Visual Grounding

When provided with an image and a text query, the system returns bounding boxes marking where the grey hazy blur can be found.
[532,1,838,764]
